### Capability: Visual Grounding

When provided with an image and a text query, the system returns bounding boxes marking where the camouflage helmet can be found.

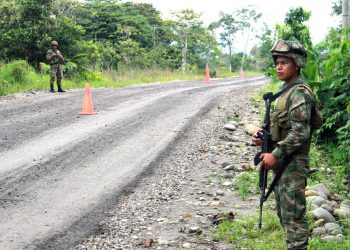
[270,39,307,68]
[51,40,58,46]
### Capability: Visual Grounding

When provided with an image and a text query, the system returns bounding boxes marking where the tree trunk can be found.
[228,43,232,72]
[342,0,349,30]
[181,36,188,74]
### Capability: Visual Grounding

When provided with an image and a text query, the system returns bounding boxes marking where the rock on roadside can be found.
[72,85,263,250]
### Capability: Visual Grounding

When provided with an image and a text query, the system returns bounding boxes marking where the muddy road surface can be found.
[0,77,266,249]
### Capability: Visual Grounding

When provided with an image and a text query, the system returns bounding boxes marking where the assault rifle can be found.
[254,86,298,229]
[52,53,65,64]
[254,92,273,229]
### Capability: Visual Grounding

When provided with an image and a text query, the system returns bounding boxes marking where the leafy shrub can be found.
[0,60,34,95]
[2,60,31,84]
[39,62,50,74]
[63,61,79,77]
[316,36,350,149]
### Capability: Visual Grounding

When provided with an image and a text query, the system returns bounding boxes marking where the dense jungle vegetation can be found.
[0,0,349,247]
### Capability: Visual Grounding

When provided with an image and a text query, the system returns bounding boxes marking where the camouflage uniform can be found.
[270,40,315,250]
[46,41,65,92]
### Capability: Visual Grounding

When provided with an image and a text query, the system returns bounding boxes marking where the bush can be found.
[0,60,34,95]
[2,60,31,84]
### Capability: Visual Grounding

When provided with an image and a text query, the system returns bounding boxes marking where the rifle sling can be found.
[264,154,294,201]
[268,80,303,103]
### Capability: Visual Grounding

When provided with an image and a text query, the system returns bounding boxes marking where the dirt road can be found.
[0,77,266,249]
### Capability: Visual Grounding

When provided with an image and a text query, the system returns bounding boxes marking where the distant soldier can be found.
[46,41,65,92]
[252,39,322,249]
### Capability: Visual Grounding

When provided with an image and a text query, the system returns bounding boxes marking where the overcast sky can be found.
[129,0,341,51]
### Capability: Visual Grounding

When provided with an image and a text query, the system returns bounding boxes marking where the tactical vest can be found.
[270,79,323,154]
[47,49,64,65]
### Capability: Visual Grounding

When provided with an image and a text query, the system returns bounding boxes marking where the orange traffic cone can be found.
[239,67,245,79]
[80,83,97,115]
[204,64,210,83]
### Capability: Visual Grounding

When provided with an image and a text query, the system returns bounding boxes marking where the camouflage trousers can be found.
[50,64,63,87]
[274,158,309,250]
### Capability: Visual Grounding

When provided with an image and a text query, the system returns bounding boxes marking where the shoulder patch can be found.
[289,90,307,110]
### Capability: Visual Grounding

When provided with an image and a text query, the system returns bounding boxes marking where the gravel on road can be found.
[68,84,263,250]
[0,78,265,250]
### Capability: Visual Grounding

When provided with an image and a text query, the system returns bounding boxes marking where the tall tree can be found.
[0,0,55,65]
[0,0,85,67]
[170,9,204,74]
[332,0,342,15]
[251,24,275,71]
[215,12,239,72]
[72,0,167,69]
[233,7,262,68]
[213,7,261,72]
[73,1,162,48]
[276,7,312,47]
[342,0,349,30]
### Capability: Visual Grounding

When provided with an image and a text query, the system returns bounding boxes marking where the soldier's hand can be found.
[252,129,262,146]
[260,153,277,170]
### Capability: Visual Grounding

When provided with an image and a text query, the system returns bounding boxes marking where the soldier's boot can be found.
[57,81,66,92]
[50,84,56,93]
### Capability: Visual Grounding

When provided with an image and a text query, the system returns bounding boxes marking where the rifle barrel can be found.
[257,95,272,229]
[258,167,267,229]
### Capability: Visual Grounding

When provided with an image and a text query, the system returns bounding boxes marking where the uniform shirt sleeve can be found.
[46,50,53,62]
[272,89,312,159]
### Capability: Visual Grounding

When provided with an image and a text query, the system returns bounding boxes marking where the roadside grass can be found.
[243,71,262,77]
[214,209,350,250]
[214,210,286,250]
[308,221,350,250]
[98,68,205,88]
[250,79,281,103]
[0,60,81,95]
[307,143,350,249]
[0,60,264,96]
[309,144,349,197]
[214,67,261,78]
[233,171,259,200]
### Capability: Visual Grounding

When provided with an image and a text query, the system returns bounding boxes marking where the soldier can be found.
[46,41,66,92]
[252,40,322,250]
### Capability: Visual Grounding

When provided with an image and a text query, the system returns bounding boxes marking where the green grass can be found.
[308,219,350,250]
[216,199,348,250]
[0,60,263,96]
[233,171,259,200]
[0,60,81,95]
[233,169,277,200]
[250,79,281,103]
[309,236,350,250]
[98,68,205,88]
[215,67,262,78]
[215,208,350,250]
[214,210,286,250]
[241,71,263,77]
[308,144,349,197]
